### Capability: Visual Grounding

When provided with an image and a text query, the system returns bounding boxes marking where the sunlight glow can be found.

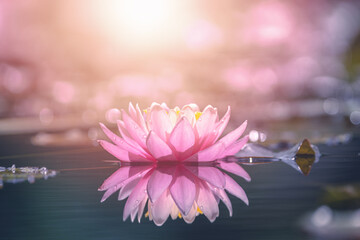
[120,0,170,35]
[89,0,191,49]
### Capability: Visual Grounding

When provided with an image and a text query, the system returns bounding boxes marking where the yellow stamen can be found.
[143,109,148,114]
[176,207,202,219]
[173,106,181,115]
[145,211,149,218]
[195,111,202,120]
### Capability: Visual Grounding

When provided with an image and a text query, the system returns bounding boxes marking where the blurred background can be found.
[1,1,360,239]
[0,0,360,138]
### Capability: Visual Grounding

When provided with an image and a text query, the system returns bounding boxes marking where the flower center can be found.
[195,111,202,120]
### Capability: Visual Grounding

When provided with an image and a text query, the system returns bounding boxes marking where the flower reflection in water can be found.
[100,163,249,225]
[98,103,250,225]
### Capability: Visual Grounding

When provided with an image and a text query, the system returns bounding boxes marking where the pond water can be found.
[0,132,359,240]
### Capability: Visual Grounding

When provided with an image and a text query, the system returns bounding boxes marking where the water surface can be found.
[0,133,359,240]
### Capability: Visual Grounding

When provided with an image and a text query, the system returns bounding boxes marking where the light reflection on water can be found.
[0,134,359,240]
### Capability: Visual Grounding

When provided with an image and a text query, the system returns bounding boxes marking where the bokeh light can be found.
[105,108,121,124]
[0,0,359,135]
[350,111,360,125]
[311,206,333,227]
[39,108,54,125]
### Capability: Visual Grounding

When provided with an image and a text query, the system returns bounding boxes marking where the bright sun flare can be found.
[89,0,191,49]
[120,0,170,35]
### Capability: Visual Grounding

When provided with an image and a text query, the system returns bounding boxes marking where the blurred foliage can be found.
[322,184,360,210]
[345,32,360,81]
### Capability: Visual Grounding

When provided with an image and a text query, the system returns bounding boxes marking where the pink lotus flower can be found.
[98,103,250,225]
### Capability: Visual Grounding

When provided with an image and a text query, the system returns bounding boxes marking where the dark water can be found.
[0,133,359,240]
